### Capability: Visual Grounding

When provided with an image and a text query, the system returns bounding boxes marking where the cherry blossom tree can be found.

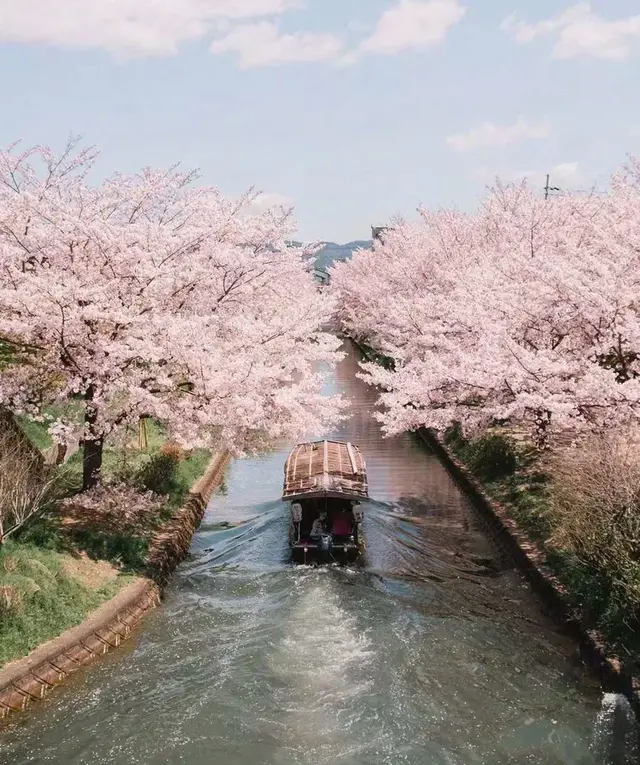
[331,162,640,444]
[0,139,344,489]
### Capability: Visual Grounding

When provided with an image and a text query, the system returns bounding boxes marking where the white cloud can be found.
[247,191,295,213]
[511,162,582,188]
[446,116,551,152]
[0,0,299,56]
[501,3,640,60]
[354,0,466,57]
[0,0,467,66]
[210,21,342,67]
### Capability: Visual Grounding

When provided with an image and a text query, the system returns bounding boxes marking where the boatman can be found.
[310,511,327,543]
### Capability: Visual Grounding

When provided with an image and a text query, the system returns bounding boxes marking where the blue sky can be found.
[0,0,638,242]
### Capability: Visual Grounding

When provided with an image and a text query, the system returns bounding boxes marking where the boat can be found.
[283,439,368,564]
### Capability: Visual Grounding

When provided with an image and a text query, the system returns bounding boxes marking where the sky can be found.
[0,0,639,242]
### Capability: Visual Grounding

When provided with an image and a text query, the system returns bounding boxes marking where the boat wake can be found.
[591,693,639,765]
[268,568,376,764]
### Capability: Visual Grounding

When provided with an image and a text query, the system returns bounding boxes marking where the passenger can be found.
[331,509,352,538]
[310,511,327,543]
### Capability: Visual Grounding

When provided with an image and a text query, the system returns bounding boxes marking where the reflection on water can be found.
[2,341,637,764]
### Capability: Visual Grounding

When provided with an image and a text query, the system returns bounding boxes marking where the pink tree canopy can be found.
[0,140,344,488]
[331,161,640,444]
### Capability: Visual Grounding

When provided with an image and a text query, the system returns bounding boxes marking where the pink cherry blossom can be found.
[0,139,345,488]
[331,165,640,444]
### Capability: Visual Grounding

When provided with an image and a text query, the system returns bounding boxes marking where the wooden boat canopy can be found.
[283,440,368,501]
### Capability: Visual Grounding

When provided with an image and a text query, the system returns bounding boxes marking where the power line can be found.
[544,174,562,200]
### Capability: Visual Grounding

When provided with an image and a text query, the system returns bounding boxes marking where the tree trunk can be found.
[82,385,104,491]
[82,436,104,491]
[533,408,551,451]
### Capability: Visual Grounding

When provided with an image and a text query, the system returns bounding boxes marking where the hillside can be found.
[313,240,372,271]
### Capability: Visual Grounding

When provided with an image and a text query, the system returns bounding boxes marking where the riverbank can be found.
[0,411,230,719]
[350,335,640,718]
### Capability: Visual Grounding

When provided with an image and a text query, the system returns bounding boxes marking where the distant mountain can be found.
[313,240,372,271]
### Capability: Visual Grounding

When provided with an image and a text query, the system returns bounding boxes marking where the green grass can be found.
[1,412,214,668]
[171,449,211,507]
[0,540,133,666]
[15,416,54,452]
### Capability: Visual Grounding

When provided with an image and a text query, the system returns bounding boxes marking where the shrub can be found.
[161,441,184,461]
[136,452,179,496]
[0,425,60,543]
[443,421,467,451]
[547,431,640,608]
[463,433,518,482]
[59,483,167,568]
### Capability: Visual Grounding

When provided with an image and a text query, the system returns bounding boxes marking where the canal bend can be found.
[3,341,638,764]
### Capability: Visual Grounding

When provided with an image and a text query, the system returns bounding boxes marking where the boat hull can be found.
[290,538,364,565]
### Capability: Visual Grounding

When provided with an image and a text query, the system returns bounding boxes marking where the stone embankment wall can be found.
[0,450,230,720]
[146,451,231,586]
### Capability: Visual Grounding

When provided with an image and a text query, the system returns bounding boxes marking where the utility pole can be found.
[544,174,561,200]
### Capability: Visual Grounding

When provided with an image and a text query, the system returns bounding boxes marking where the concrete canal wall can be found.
[0,450,230,720]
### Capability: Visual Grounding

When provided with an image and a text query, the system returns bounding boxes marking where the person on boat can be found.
[331,508,352,539]
[310,511,327,543]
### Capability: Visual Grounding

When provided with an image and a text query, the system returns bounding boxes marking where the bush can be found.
[136,452,179,496]
[443,421,467,451]
[545,430,640,666]
[0,425,60,543]
[547,431,640,606]
[161,441,184,461]
[463,433,518,482]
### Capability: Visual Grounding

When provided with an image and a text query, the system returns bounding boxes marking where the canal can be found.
[2,341,637,764]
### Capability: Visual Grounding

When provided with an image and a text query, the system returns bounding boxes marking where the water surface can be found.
[2,342,636,764]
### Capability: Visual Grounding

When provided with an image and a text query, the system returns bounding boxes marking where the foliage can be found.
[0,426,60,543]
[0,139,344,488]
[59,482,169,569]
[444,424,518,482]
[60,482,166,528]
[443,421,467,450]
[547,431,640,610]
[136,452,180,496]
[461,433,518,482]
[331,162,640,443]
